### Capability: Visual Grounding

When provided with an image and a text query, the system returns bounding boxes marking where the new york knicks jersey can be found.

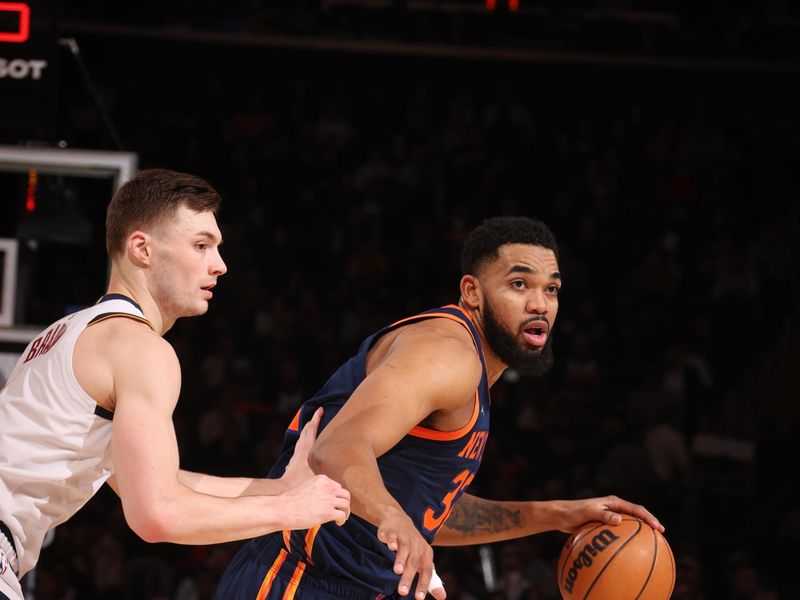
[249,305,491,597]
[0,294,151,576]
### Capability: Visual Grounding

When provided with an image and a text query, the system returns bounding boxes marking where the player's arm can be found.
[309,322,482,600]
[107,324,349,544]
[175,406,325,497]
[108,471,275,498]
[432,494,664,546]
[174,471,283,497]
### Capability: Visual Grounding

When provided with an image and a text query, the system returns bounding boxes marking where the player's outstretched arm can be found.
[309,322,481,600]
[432,493,664,546]
[174,407,326,497]
[106,324,349,544]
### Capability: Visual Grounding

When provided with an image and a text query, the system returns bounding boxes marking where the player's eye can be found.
[546,284,560,295]
[511,280,527,289]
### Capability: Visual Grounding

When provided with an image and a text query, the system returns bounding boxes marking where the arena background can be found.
[1,1,799,599]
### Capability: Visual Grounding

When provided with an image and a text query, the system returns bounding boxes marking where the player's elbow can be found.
[307,444,329,475]
[307,440,349,477]
[309,438,367,477]
[124,501,178,543]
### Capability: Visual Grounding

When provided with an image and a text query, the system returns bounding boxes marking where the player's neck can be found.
[458,303,508,387]
[105,272,171,336]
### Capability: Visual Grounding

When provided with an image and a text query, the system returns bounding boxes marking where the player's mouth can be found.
[521,318,549,347]
[201,283,216,299]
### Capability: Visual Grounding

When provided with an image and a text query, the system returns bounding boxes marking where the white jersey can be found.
[0,294,152,576]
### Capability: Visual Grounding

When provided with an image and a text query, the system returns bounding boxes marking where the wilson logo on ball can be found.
[562,529,620,594]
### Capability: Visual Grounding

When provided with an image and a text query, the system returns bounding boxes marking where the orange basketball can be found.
[557,516,675,600]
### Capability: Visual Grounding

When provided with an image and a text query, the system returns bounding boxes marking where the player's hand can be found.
[281,473,351,529]
[557,495,664,534]
[281,407,324,488]
[377,508,435,599]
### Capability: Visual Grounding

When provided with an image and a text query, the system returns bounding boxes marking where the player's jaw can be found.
[151,264,218,319]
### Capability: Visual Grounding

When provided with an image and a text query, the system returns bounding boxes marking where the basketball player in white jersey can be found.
[0,169,351,600]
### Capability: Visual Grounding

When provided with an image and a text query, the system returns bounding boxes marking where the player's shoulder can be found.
[400,316,478,354]
[84,316,175,363]
[390,317,483,380]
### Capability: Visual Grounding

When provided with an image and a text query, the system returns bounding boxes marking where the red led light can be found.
[486,0,518,11]
[0,2,30,43]
[25,169,37,213]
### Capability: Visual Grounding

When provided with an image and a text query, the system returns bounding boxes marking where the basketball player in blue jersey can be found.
[216,216,664,600]
[0,169,350,600]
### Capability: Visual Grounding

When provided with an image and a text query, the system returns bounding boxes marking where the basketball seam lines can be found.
[633,526,658,600]
[666,534,676,598]
[582,519,642,600]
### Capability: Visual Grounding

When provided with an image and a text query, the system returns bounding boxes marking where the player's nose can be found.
[211,250,227,276]
[525,289,547,314]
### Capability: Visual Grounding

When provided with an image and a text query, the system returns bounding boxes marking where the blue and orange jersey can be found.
[247,305,491,597]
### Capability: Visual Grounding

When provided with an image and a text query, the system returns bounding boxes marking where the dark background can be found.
[2,2,799,599]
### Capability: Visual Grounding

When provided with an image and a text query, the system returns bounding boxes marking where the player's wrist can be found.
[256,476,290,496]
[375,502,410,527]
[531,499,569,532]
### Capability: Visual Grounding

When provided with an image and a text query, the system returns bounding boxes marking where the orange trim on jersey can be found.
[86,313,156,333]
[388,306,485,442]
[408,390,480,441]
[256,548,287,600]
[282,529,291,552]
[281,560,306,600]
[388,306,484,361]
[303,525,320,564]
[288,409,301,433]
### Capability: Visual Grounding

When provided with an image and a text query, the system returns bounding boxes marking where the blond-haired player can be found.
[0,169,350,600]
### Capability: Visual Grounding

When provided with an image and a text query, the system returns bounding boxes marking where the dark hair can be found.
[460,216,559,275]
[105,168,221,257]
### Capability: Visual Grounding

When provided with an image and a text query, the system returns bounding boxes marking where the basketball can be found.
[557,516,675,600]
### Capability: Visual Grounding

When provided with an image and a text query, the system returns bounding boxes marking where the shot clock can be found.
[0,1,59,142]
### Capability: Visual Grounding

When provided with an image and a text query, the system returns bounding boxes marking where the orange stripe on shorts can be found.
[282,529,291,552]
[282,560,306,600]
[256,549,287,600]
[303,526,320,564]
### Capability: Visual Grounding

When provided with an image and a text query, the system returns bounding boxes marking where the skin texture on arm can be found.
[174,410,324,497]
[309,319,482,600]
[433,494,664,546]
[174,471,286,497]
[86,319,349,544]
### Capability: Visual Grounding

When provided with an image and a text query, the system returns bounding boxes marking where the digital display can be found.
[0,0,58,141]
[0,3,30,43]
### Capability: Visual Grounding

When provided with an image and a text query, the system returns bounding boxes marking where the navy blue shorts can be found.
[215,538,383,600]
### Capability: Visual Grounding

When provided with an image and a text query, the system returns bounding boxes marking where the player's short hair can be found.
[105,168,221,257]
[460,216,559,275]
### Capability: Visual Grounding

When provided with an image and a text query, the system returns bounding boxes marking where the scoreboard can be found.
[0,1,59,142]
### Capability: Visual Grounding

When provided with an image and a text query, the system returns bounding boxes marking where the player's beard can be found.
[483,298,554,377]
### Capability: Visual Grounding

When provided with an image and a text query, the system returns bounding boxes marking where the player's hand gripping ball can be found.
[557,516,675,600]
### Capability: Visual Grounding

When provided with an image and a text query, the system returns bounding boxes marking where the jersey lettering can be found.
[24,323,67,363]
[423,468,476,533]
[457,431,488,460]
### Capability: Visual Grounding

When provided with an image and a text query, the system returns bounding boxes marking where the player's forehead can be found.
[165,205,222,241]
[484,243,560,276]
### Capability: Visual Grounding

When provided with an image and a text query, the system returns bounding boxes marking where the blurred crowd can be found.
[14,31,800,600]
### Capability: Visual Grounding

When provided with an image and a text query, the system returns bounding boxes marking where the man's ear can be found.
[460,274,482,310]
[127,231,152,267]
